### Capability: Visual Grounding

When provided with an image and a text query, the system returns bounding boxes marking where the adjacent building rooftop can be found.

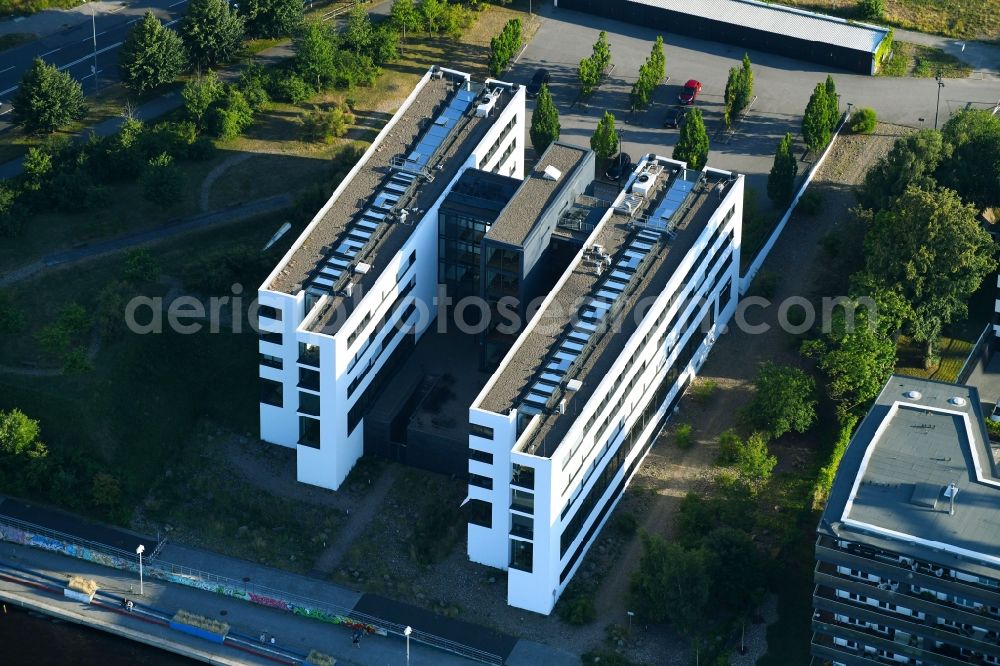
[477,158,740,458]
[267,68,515,336]
[485,143,591,247]
[821,376,1000,572]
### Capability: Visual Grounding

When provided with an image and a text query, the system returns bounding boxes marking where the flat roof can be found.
[630,0,889,53]
[485,143,591,247]
[821,376,1000,572]
[478,159,739,457]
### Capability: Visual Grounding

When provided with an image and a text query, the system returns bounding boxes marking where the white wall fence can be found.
[739,115,848,294]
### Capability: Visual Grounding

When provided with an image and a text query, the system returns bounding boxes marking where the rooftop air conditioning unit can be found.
[632,170,658,198]
[476,89,501,117]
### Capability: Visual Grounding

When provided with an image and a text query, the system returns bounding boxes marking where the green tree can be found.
[0,183,24,238]
[858,129,946,210]
[208,86,255,140]
[631,535,711,655]
[723,53,753,129]
[824,74,839,130]
[124,248,161,282]
[529,83,560,153]
[294,21,336,89]
[243,0,302,38]
[577,56,600,96]
[650,36,665,83]
[734,432,777,494]
[767,133,797,205]
[22,146,53,189]
[488,18,521,77]
[11,59,86,134]
[629,61,654,110]
[389,0,420,42]
[590,110,618,161]
[859,185,997,360]
[344,3,374,54]
[748,362,817,438]
[141,152,185,205]
[91,472,122,510]
[850,107,877,134]
[300,104,355,143]
[673,107,709,170]
[802,82,831,154]
[591,30,611,73]
[96,280,134,337]
[181,70,224,125]
[802,308,896,416]
[120,12,186,93]
[419,0,445,35]
[180,0,245,69]
[0,409,49,492]
[368,25,399,66]
[937,109,1000,210]
[704,527,765,615]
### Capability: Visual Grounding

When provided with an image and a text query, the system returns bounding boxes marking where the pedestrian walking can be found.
[270,636,276,646]
[259,632,266,643]
[352,630,361,648]
[126,600,134,613]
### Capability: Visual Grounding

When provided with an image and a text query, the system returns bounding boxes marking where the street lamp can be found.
[934,71,945,129]
[136,544,145,596]
[626,610,634,631]
[404,625,412,664]
[846,101,853,120]
[90,6,98,95]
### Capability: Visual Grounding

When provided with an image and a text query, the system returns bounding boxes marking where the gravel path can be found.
[200,152,254,212]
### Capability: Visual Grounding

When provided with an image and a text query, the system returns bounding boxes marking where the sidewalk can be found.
[890,28,1000,77]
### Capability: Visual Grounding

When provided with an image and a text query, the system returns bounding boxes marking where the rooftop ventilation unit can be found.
[948,396,967,406]
[632,169,659,198]
[476,88,502,117]
[903,390,922,400]
[543,165,562,181]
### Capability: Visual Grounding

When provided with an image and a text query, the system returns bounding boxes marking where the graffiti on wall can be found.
[0,521,386,637]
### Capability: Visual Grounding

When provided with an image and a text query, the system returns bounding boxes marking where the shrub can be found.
[300,105,355,143]
[141,152,184,205]
[124,248,161,283]
[557,592,596,625]
[207,87,254,141]
[611,511,638,537]
[850,107,877,134]
[798,190,824,216]
[691,378,717,403]
[858,0,884,21]
[270,72,314,104]
[674,422,694,449]
[748,269,778,299]
[717,429,741,464]
[141,120,199,159]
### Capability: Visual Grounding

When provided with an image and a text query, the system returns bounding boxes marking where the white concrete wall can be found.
[467,407,517,569]
[258,290,305,448]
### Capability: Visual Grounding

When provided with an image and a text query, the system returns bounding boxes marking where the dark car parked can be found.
[663,106,685,128]
[526,69,551,98]
[678,79,702,105]
[605,152,632,182]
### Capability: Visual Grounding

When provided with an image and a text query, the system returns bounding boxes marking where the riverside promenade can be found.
[0,499,579,666]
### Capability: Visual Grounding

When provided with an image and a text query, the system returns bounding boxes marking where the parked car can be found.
[605,152,632,182]
[526,69,551,98]
[678,79,702,105]
[991,399,1000,422]
[663,106,685,128]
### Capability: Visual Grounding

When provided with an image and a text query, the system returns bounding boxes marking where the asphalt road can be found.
[0,0,190,104]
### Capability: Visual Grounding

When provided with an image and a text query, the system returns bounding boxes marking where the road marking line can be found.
[169,0,187,6]
[57,41,122,71]
[110,4,126,11]
[0,66,13,74]
[164,18,180,27]
[0,86,17,96]
[128,17,139,23]
[39,47,62,57]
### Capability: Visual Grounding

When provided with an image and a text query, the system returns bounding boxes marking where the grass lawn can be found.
[879,41,973,78]
[779,0,1000,41]
[0,0,78,16]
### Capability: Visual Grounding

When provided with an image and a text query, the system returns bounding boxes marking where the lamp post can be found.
[934,71,945,129]
[90,6,98,95]
[626,610,634,631]
[136,544,145,596]
[846,101,853,121]
[404,625,412,664]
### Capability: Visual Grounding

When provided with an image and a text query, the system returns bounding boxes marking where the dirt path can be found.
[0,328,101,376]
[308,465,402,577]
[199,153,254,212]
[587,123,912,664]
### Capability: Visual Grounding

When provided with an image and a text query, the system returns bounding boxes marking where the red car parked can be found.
[678,79,702,105]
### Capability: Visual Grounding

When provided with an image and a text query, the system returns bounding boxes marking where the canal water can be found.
[0,604,195,665]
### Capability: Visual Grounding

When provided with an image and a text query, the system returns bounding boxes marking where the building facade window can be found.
[471,423,494,439]
[465,498,492,528]
[260,378,283,407]
[260,353,283,370]
[510,539,533,572]
[298,391,320,416]
[260,331,282,345]
[469,448,493,464]
[511,464,535,489]
[298,415,320,448]
[511,488,534,514]
[258,305,282,321]
[298,367,320,391]
[470,472,493,490]
[510,513,533,539]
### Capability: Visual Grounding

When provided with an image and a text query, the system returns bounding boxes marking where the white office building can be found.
[257,66,525,490]
[467,156,745,614]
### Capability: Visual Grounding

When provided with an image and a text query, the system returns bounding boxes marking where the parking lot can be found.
[510,5,1000,196]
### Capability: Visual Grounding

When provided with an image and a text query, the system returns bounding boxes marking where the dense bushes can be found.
[850,107,877,133]
[300,104,356,143]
